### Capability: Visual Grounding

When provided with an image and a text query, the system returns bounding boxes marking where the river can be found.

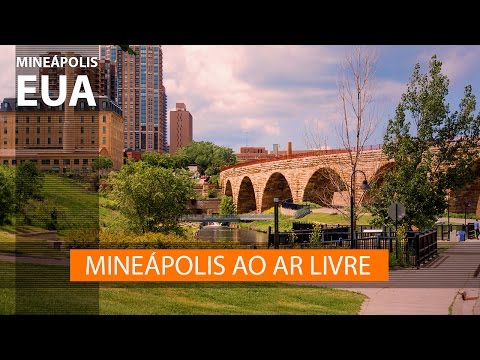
[196,225,268,245]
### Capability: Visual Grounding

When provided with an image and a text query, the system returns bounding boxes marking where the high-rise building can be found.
[169,103,193,154]
[0,46,124,171]
[100,45,167,152]
[0,96,124,171]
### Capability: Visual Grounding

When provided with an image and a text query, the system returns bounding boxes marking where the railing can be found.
[415,231,437,268]
[294,206,311,219]
[179,214,274,222]
[221,144,383,171]
[267,227,438,268]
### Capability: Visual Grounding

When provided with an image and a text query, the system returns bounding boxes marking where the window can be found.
[47,116,51,123]
[59,127,62,134]
[12,160,16,165]
[102,115,106,123]
[3,117,6,124]
[3,160,8,165]
[15,127,18,134]
[25,116,29,123]
[3,138,6,145]
[36,138,40,145]
[59,137,62,144]
[15,138,18,145]
[41,159,50,165]
[59,116,62,123]
[82,159,88,165]
[26,127,29,134]
[91,127,95,133]
[80,116,84,123]
[37,127,40,134]
[102,137,106,145]
[80,102,85,110]
[102,101,107,110]
[63,159,70,165]
[37,116,40,123]
[15,117,18,124]
[47,127,51,134]
[80,126,84,134]
[80,138,84,144]
[26,138,29,144]
[91,116,96,123]
[3,128,6,134]
[47,138,51,144]
[102,126,106,134]
[74,159,79,165]
[54,159,59,165]
[91,139,95,144]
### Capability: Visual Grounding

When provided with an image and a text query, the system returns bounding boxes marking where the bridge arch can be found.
[261,172,293,212]
[224,180,233,197]
[237,176,257,214]
[362,162,395,205]
[302,167,345,206]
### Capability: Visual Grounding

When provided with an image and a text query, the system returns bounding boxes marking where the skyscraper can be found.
[100,45,167,152]
[169,102,193,154]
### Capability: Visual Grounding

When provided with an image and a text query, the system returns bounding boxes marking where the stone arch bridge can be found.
[220,147,480,216]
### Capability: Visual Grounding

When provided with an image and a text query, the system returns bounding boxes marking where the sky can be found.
[1,45,480,153]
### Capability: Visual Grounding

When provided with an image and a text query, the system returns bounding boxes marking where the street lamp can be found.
[454,197,471,227]
[350,170,370,248]
[273,197,279,249]
[446,192,451,241]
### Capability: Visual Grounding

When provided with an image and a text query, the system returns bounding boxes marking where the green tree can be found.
[92,156,113,177]
[16,161,44,223]
[219,196,236,215]
[107,161,195,233]
[141,151,188,169]
[368,55,480,229]
[175,141,236,176]
[0,165,16,225]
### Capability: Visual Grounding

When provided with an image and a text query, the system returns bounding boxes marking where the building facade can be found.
[169,102,193,154]
[0,96,124,171]
[100,45,167,153]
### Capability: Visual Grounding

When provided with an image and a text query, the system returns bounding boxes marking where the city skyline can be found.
[1,45,480,152]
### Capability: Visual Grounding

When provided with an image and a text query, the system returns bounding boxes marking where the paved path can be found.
[0,252,69,266]
[343,240,480,315]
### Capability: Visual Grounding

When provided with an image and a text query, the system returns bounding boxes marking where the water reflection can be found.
[196,225,268,245]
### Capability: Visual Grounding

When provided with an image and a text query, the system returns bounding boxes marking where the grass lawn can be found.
[24,174,99,232]
[101,283,364,315]
[239,211,374,233]
[0,260,365,315]
[302,212,374,225]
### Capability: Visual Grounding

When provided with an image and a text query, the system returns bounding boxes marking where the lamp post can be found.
[454,197,471,227]
[350,170,370,248]
[446,192,450,241]
[273,197,279,249]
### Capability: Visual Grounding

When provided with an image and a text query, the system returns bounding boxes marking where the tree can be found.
[304,46,379,226]
[141,151,188,169]
[368,55,480,229]
[16,161,44,223]
[175,141,236,176]
[219,196,236,215]
[92,156,113,177]
[118,45,137,56]
[0,165,15,225]
[107,161,195,233]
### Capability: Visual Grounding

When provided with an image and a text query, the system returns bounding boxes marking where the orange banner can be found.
[70,249,389,282]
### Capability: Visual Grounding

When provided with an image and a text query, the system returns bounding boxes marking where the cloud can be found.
[163,45,364,152]
[2,45,479,153]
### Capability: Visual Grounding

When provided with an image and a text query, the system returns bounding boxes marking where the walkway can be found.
[344,240,480,315]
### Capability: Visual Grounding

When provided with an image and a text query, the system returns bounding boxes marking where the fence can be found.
[267,227,438,268]
[435,222,476,240]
